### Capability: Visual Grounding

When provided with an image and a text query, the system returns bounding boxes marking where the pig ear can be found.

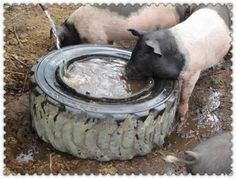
[145,39,162,56]
[128,29,145,37]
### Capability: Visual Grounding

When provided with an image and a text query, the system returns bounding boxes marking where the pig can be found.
[163,132,232,175]
[52,4,189,47]
[125,5,231,121]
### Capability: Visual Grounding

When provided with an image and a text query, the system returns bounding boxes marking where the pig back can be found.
[170,8,231,71]
[195,4,231,28]
[93,4,142,17]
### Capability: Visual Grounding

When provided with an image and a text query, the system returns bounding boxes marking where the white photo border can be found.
[0,0,234,178]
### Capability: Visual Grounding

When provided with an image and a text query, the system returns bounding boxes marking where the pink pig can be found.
[126,5,231,121]
[53,4,187,47]
[172,6,231,120]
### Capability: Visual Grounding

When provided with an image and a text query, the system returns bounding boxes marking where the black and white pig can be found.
[53,4,188,47]
[125,5,231,121]
[163,132,232,175]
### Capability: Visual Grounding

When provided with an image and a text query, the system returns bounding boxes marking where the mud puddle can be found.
[166,87,228,152]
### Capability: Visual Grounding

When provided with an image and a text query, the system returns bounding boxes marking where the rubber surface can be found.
[30,44,179,161]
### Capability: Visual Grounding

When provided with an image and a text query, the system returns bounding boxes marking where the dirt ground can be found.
[3,4,232,175]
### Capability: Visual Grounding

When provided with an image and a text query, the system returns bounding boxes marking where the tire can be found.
[30,44,179,161]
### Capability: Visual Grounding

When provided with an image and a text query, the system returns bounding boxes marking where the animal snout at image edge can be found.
[126,5,231,122]
[163,132,232,175]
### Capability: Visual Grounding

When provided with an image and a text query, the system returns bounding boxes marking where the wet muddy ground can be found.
[4,4,232,175]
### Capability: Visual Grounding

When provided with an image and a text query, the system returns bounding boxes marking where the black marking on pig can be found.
[196,4,231,28]
[93,4,142,17]
[126,29,185,80]
[175,4,189,22]
[55,20,81,47]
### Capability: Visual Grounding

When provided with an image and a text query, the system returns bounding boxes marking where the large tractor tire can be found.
[30,45,179,161]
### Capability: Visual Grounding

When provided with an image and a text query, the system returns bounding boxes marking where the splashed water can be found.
[196,89,222,132]
[177,88,223,140]
[44,10,60,49]
[41,7,68,74]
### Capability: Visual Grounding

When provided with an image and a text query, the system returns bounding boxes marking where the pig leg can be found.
[178,70,201,121]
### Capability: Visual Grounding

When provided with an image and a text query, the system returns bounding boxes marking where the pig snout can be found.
[125,65,145,80]
[127,29,185,80]
[163,132,232,175]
